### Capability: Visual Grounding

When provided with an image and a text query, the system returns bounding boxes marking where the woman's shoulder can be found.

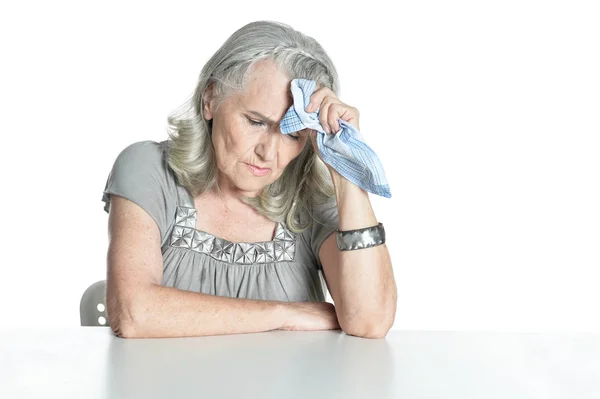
[308,195,338,223]
[295,195,338,236]
[115,139,176,178]
[108,139,179,191]
[117,139,170,163]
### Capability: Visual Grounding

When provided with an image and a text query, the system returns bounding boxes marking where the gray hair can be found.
[165,20,338,233]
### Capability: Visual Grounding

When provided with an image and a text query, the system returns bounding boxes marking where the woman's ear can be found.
[203,84,216,121]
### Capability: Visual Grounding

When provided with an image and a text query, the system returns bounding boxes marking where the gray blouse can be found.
[101,140,339,302]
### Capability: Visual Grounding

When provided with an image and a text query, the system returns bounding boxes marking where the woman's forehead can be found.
[237,86,293,121]
[240,62,293,110]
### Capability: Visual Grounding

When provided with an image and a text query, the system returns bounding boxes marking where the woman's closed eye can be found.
[246,117,300,140]
[247,117,265,127]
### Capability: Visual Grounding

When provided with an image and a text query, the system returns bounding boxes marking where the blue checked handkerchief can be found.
[280,78,392,198]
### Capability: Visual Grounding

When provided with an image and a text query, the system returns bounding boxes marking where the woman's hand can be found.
[278,301,341,332]
[305,86,360,134]
[304,86,361,175]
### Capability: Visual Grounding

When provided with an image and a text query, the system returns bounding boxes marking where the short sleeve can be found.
[101,140,179,246]
[306,196,339,270]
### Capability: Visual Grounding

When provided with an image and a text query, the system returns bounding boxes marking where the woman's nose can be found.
[256,131,278,161]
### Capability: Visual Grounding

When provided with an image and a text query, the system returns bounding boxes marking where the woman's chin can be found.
[234,181,267,196]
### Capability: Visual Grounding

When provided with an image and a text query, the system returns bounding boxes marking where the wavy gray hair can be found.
[165,20,339,233]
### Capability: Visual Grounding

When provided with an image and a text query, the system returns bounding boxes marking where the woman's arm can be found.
[302,85,396,338]
[107,195,286,338]
[318,171,397,339]
[109,282,287,338]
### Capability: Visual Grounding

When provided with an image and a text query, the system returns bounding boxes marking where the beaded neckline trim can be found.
[169,206,297,264]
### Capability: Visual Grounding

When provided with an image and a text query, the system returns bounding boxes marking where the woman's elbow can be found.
[340,316,394,339]
[110,319,138,338]
[107,298,141,339]
[344,324,392,339]
[108,309,136,338]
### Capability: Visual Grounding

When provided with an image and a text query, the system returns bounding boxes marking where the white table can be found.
[1,327,599,398]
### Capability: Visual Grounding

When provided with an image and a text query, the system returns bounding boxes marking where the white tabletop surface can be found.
[1,327,599,399]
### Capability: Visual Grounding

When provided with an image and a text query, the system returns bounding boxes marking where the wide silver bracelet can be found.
[336,223,386,251]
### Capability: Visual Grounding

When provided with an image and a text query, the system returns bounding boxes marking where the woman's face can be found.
[203,60,310,198]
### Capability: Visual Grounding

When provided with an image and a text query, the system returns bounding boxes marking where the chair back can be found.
[80,280,110,327]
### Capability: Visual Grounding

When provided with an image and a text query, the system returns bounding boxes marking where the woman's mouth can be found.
[246,163,271,177]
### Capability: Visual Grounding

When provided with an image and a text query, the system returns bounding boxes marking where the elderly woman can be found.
[102,20,397,339]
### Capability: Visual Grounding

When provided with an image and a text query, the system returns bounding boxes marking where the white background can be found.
[0,0,598,331]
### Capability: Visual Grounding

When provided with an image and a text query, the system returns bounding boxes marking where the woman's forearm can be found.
[109,284,287,338]
[330,171,397,336]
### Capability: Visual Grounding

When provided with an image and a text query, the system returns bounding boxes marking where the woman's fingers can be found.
[306,87,360,134]
[305,86,333,112]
